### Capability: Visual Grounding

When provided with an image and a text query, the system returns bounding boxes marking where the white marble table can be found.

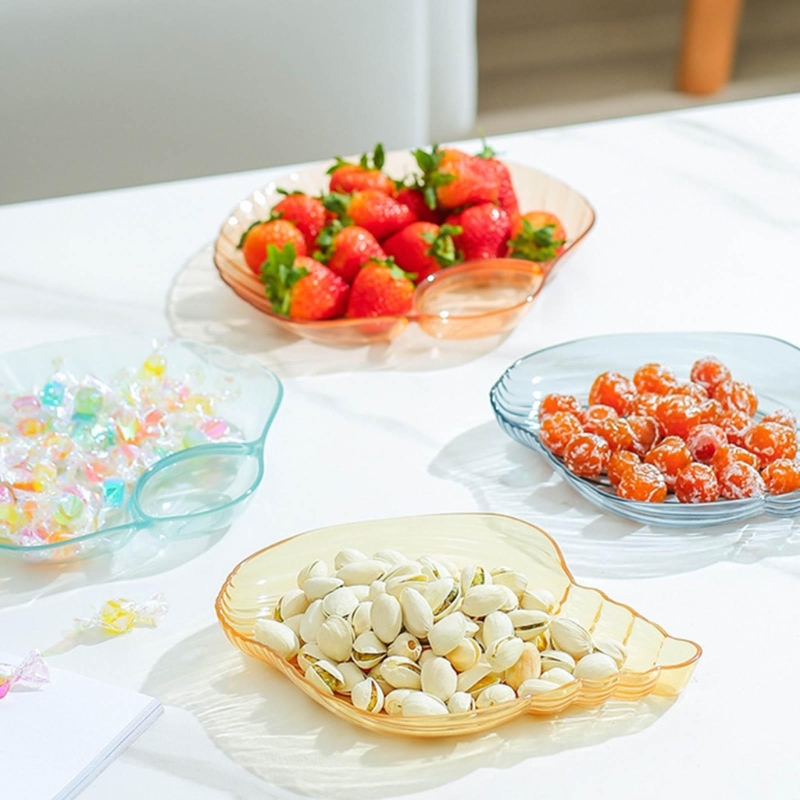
[2,94,800,799]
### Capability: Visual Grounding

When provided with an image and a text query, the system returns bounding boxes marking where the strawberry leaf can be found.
[326,156,351,175]
[313,220,344,263]
[507,220,566,263]
[259,243,308,316]
[423,224,463,267]
[411,145,455,210]
[372,142,385,170]
[476,135,497,160]
[321,192,352,221]
[276,188,306,196]
[237,220,265,249]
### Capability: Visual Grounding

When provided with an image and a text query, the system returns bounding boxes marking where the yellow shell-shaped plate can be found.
[215,513,701,738]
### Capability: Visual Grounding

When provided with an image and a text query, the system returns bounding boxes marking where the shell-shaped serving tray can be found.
[216,513,701,738]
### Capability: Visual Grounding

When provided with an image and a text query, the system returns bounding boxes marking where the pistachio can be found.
[350,601,373,636]
[503,642,542,690]
[476,683,516,708]
[381,655,422,690]
[463,618,480,638]
[574,653,619,681]
[446,638,482,672]
[418,649,437,667]
[386,572,428,598]
[388,632,422,662]
[351,677,384,713]
[297,643,324,672]
[304,576,344,602]
[508,609,551,642]
[419,555,450,581]
[540,667,576,686]
[254,619,299,660]
[491,567,529,596]
[297,559,328,589]
[305,660,344,695]
[336,559,387,586]
[385,688,413,715]
[428,612,467,656]
[334,548,368,570]
[384,562,424,582]
[540,650,576,673]
[282,613,304,637]
[367,662,392,695]
[350,584,370,602]
[435,555,462,579]
[322,586,359,618]
[481,611,514,648]
[456,663,500,696]
[498,585,520,612]
[460,564,492,593]
[517,678,561,696]
[401,691,448,716]
[486,635,525,673]
[420,657,458,702]
[373,549,408,566]
[299,599,326,643]
[316,616,354,663]
[521,588,556,613]
[423,578,462,621]
[277,588,310,621]
[337,661,367,694]
[461,585,507,618]
[447,691,476,714]
[592,636,627,669]
[399,588,433,638]
[352,631,387,669]
[371,593,403,644]
[549,618,593,659]
[368,580,387,601]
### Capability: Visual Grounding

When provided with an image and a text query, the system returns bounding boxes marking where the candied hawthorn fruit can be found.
[719,409,752,447]
[656,395,702,439]
[710,444,760,475]
[617,464,668,502]
[539,411,583,456]
[675,463,720,504]
[743,421,797,467]
[627,415,660,456]
[699,399,725,426]
[588,371,636,416]
[538,393,583,421]
[672,382,709,403]
[762,459,800,495]
[713,379,758,417]
[762,408,798,429]
[718,461,766,500]
[595,417,637,452]
[644,436,692,488]
[690,356,732,393]
[580,404,618,434]
[563,433,611,478]
[607,450,640,487]
[685,424,728,463]
[630,392,662,418]
[633,363,677,395]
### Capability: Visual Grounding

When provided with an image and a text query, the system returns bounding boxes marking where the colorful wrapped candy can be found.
[0,650,50,700]
[72,593,169,636]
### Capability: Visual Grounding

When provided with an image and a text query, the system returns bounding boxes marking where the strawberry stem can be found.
[507,220,566,262]
[259,243,308,316]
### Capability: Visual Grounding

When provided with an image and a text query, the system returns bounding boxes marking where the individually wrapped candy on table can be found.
[71,593,169,636]
[0,350,243,548]
[0,650,50,700]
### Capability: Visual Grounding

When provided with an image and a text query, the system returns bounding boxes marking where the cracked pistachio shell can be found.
[254,619,299,660]
[322,586,359,618]
[372,549,408,566]
[297,643,324,672]
[351,677,384,713]
[503,642,542,690]
[461,585,507,618]
[486,635,525,673]
[540,650,576,673]
[350,601,373,636]
[399,587,434,638]
[517,678,561,696]
[350,584,370,602]
[447,691,476,714]
[420,656,458,702]
[299,599,326,644]
[304,576,344,602]
[456,662,499,695]
[428,612,467,656]
[381,655,422,690]
[460,564,492,593]
[521,588,556,613]
[316,616,354,663]
[423,577,462,621]
[386,572,428,598]
[337,661,367,694]
[592,636,627,669]
[352,631,387,669]
[401,691,448,717]
[370,593,403,644]
[419,555,451,581]
[277,588,309,621]
[368,580,387,601]
[549,618,593,659]
[476,683,516,709]
[385,688,413,716]
[490,567,529,596]
[446,638,482,672]
[498,584,520,612]
[305,659,344,695]
[283,614,304,637]
[384,561,424,582]
[508,609,551,642]
[436,556,461,578]
[297,559,328,589]
[541,667,576,686]
[387,632,422,661]
[574,653,619,681]
[464,618,480,637]
[334,548,368,570]
[367,665,393,696]
[418,649,437,667]
[481,611,514,649]
[336,559,388,586]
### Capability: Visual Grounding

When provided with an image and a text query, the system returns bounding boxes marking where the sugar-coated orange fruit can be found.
[607,450,640,487]
[644,436,692,488]
[539,411,583,456]
[675,463,720,503]
[713,380,758,417]
[633,363,677,395]
[710,444,760,475]
[580,404,618,434]
[630,392,662,418]
[538,393,583,421]
[718,409,752,447]
[588,372,637,416]
[627,415,660,456]
[718,461,766,500]
[616,464,668,502]
[699,399,725,426]
[762,408,797,430]
[656,395,702,440]
[671,382,709,403]
[685,423,728,463]
[594,417,637,452]
[690,356,732,393]
[563,433,611,478]
[743,421,797,467]
[762,459,800,495]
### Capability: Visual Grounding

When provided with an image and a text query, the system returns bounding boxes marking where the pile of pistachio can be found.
[254,548,627,717]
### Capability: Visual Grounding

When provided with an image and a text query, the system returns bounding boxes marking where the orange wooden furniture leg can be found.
[677,0,744,94]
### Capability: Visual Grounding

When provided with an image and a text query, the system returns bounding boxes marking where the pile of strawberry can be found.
[237,143,566,321]
[537,357,800,504]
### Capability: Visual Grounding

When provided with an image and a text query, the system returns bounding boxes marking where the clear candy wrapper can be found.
[0,650,50,699]
[72,593,169,636]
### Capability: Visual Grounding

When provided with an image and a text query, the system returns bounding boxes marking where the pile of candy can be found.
[0,352,242,547]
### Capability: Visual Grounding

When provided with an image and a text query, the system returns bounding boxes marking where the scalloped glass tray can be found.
[0,336,282,563]
[216,513,701,738]
[491,332,800,527]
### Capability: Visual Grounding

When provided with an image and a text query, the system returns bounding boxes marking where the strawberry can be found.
[474,141,520,222]
[272,191,327,251]
[328,143,395,195]
[395,186,443,224]
[507,211,567,262]
[446,204,511,261]
[314,221,387,283]
[238,219,307,275]
[323,190,417,242]
[382,222,463,283]
[413,145,499,210]
[260,243,348,320]
[346,259,415,318]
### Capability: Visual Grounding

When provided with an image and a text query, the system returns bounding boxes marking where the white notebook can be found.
[0,652,162,800]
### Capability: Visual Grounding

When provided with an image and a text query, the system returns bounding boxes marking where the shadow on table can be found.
[143,625,674,800]
[429,421,800,579]
[166,245,511,379]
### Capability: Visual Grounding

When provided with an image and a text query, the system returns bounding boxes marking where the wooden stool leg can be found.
[677,0,744,94]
